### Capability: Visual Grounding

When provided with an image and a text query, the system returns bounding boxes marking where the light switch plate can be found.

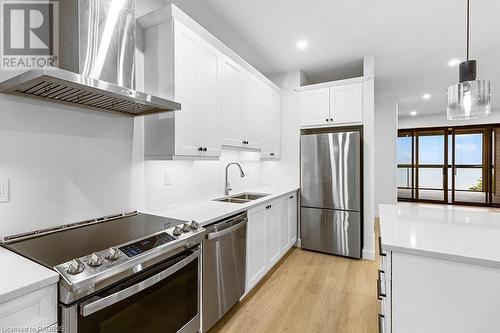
[0,179,9,202]
[164,171,172,185]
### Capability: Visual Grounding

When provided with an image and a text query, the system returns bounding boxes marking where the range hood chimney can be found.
[0,0,180,116]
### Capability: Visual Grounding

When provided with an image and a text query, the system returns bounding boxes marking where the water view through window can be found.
[397,126,498,206]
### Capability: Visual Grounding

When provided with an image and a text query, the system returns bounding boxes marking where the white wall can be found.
[399,111,500,129]
[362,56,375,260]
[0,89,141,238]
[374,101,398,216]
[144,149,266,209]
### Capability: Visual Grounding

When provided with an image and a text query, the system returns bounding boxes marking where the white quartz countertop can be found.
[0,246,59,304]
[143,186,299,226]
[379,203,500,268]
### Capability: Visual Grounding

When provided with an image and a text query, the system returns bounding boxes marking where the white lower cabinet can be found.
[287,194,297,245]
[265,200,281,268]
[246,204,268,292]
[0,284,57,332]
[245,192,298,295]
[379,241,500,333]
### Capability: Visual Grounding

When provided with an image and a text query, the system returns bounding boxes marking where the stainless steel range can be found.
[2,212,205,333]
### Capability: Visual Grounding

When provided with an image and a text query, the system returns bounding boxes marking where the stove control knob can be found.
[67,258,85,275]
[173,226,183,236]
[182,223,191,233]
[105,247,120,261]
[88,253,104,267]
[190,221,199,230]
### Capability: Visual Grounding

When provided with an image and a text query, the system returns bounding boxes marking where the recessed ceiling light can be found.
[422,93,431,100]
[448,58,461,66]
[296,40,308,50]
[410,110,418,116]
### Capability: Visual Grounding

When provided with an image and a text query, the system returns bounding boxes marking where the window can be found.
[397,125,497,207]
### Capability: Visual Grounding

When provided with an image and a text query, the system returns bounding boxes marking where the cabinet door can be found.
[221,56,244,148]
[260,87,280,158]
[174,21,202,156]
[0,285,57,330]
[279,196,289,253]
[246,205,268,292]
[266,200,281,267]
[299,88,330,127]
[199,42,222,157]
[288,193,298,245]
[242,73,262,150]
[329,83,363,124]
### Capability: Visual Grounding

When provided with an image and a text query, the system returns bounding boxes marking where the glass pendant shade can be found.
[446,79,491,120]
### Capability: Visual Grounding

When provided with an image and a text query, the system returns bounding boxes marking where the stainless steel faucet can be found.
[225,163,245,195]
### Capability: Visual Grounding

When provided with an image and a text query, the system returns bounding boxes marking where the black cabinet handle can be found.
[378,237,386,257]
[198,147,203,151]
[266,205,272,209]
[270,153,275,156]
[377,270,386,300]
[289,196,294,199]
[325,118,329,122]
[330,118,333,122]
[203,148,207,151]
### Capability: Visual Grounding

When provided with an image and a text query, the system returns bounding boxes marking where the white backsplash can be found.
[0,94,143,239]
[144,149,272,209]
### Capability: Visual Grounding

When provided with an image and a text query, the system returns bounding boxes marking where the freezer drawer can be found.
[300,207,361,258]
[300,131,361,211]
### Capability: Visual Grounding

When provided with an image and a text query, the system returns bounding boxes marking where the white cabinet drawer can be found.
[0,284,57,331]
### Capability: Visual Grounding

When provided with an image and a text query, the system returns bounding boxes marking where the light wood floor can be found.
[209,228,381,333]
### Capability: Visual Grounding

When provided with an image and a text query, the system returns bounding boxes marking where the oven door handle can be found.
[79,247,200,317]
[206,218,248,240]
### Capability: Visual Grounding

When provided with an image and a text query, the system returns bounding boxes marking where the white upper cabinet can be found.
[330,83,363,124]
[221,56,244,148]
[199,42,222,157]
[140,5,280,158]
[221,59,266,150]
[173,21,203,156]
[242,73,262,150]
[299,81,364,127]
[143,19,221,159]
[260,86,280,159]
[299,88,330,126]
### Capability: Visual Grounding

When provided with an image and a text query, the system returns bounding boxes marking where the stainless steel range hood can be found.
[0,0,180,116]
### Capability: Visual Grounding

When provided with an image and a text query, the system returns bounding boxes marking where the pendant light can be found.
[446,0,491,120]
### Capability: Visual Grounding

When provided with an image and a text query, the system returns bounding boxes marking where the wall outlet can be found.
[164,171,172,185]
[0,179,9,203]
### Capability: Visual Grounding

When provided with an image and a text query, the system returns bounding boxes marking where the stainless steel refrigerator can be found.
[300,128,362,258]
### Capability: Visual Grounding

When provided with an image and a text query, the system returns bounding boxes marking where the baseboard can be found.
[362,248,375,260]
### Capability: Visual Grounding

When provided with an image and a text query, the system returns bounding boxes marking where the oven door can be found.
[62,246,201,333]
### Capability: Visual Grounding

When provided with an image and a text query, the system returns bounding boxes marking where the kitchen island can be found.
[378,203,500,333]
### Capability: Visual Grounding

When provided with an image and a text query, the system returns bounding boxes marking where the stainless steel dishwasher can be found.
[202,212,247,332]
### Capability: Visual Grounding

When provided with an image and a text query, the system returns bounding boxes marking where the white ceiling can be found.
[137,0,500,118]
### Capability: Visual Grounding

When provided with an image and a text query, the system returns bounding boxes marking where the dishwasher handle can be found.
[206,218,248,240]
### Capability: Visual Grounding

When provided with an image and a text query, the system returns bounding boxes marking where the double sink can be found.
[213,192,269,204]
